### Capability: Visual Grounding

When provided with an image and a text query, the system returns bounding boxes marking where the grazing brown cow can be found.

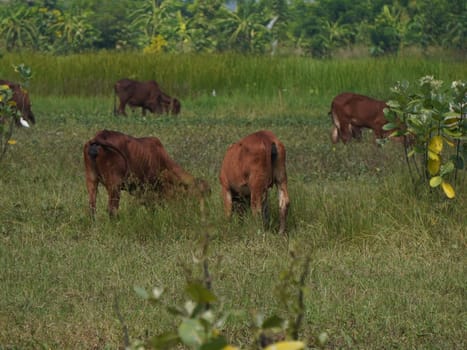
[0,79,35,126]
[219,130,290,234]
[330,92,390,144]
[83,129,210,218]
[114,78,181,116]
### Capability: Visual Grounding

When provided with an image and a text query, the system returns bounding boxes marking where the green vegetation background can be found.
[0,53,465,348]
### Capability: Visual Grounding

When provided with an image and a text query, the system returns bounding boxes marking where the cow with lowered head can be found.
[329,92,391,144]
[83,130,209,218]
[114,78,181,116]
[219,130,290,234]
[0,79,35,127]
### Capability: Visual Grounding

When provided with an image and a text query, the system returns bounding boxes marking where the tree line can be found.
[0,0,465,57]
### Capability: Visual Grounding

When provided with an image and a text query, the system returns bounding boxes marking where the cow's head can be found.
[14,87,35,126]
[19,98,35,126]
[170,98,181,115]
[160,96,181,115]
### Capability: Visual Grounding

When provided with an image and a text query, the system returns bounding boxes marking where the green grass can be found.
[0,55,466,349]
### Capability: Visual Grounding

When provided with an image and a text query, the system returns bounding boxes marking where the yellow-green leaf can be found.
[427,158,440,175]
[444,116,460,128]
[428,135,443,154]
[222,346,240,350]
[427,150,440,161]
[444,138,455,147]
[264,341,305,350]
[7,139,17,145]
[441,181,455,199]
[429,176,442,188]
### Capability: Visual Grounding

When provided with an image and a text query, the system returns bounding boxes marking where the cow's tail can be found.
[88,138,131,179]
[271,142,278,164]
[88,142,100,159]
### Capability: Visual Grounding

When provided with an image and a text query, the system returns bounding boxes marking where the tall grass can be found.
[1,52,465,104]
[0,55,465,348]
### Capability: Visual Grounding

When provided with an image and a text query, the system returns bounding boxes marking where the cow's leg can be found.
[277,181,290,235]
[84,145,98,219]
[118,99,128,116]
[221,186,233,218]
[351,125,363,141]
[260,191,270,229]
[331,126,340,144]
[107,187,121,218]
[373,127,385,141]
[86,176,98,219]
[250,186,269,229]
[339,120,352,143]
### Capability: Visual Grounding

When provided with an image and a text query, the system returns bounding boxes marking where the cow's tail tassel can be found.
[271,142,278,164]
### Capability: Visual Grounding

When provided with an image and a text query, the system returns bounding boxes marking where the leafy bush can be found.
[384,76,466,198]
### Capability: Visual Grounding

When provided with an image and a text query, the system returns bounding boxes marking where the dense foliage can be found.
[384,76,466,199]
[0,0,465,56]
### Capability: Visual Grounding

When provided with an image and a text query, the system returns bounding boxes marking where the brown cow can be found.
[219,130,290,234]
[83,129,209,218]
[0,79,35,126]
[114,78,181,116]
[330,92,390,144]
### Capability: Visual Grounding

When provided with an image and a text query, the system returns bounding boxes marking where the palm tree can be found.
[48,11,99,53]
[216,0,270,53]
[0,6,38,51]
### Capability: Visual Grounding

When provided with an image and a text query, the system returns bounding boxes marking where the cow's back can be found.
[333,92,386,126]
[220,130,284,191]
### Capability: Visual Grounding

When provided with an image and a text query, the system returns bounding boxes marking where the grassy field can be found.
[0,54,466,349]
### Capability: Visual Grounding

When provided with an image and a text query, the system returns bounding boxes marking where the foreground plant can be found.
[0,63,32,163]
[125,234,316,350]
[384,76,466,199]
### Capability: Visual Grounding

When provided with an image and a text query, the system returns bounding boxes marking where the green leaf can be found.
[149,332,180,349]
[386,100,400,109]
[186,282,217,304]
[443,129,463,138]
[440,161,455,176]
[199,336,228,350]
[429,176,442,188]
[382,122,398,131]
[178,319,205,348]
[134,286,149,299]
